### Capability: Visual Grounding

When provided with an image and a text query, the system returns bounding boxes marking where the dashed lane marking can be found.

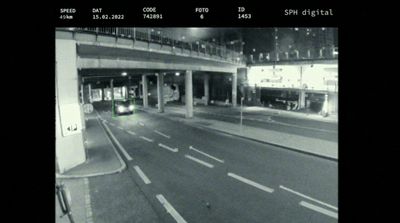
[138,122,145,126]
[133,166,151,184]
[139,136,154,143]
[189,146,224,163]
[279,185,338,211]
[184,154,214,168]
[156,194,187,223]
[299,201,338,219]
[154,130,171,139]
[158,143,179,152]
[127,130,136,135]
[227,172,274,193]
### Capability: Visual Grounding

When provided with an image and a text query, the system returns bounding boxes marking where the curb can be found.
[56,115,127,179]
[138,107,338,162]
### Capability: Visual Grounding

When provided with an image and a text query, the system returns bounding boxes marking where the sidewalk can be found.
[56,112,126,223]
[139,106,338,160]
[171,104,338,123]
[56,112,126,178]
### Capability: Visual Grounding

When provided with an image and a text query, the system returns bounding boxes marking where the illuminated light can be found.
[253,48,256,52]
[182,36,186,40]
[121,72,127,76]
[175,72,180,76]
[129,105,134,111]
[322,27,326,31]
[118,106,124,113]
[294,27,299,31]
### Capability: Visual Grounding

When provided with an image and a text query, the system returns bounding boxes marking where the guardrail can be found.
[247,47,338,64]
[57,27,245,65]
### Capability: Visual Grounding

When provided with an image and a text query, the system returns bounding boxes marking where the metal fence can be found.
[59,27,245,64]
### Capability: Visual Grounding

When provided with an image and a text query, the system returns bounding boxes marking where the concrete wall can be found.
[56,39,86,173]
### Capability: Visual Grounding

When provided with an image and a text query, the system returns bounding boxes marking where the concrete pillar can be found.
[110,79,114,101]
[101,88,105,101]
[232,72,237,107]
[157,73,164,113]
[185,70,193,118]
[299,90,306,109]
[80,83,84,104]
[55,39,86,173]
[204,74,209,105]
[142,75,148,108]
[88,84,92,103]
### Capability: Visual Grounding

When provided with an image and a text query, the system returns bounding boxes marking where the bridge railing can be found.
[59,27,245,65]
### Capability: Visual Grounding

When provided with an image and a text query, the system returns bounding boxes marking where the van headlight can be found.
[117,106,124,112]
[129,105,134,111]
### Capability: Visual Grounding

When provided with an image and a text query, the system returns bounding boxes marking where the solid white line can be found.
[102,121,133,161]
[127,130,136,135]
[133,166,151,184]
[299,201,338,219]
[158,143,178,152]
[189,146,224,163]
[227,172,274,193]
[156,194,187,223]
[184,155,214,168]
[139,136,154,142]
[279,185,338,211]
[154,130,171,139]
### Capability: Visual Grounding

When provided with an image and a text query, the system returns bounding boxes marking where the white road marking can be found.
[102,121,133,161]
[154,130,171,139]
[189,146,224,163]
[139,136,154,142]
[109,122,115,126]
[227,172,274,193]
[133,166,151,184]
[158,143,178,152]
[156,194,187,223]
[184,155,214,168]
[138,122,145,126]
[279,185,338,211]
[299,201,338,219]
[117,126,123,130]
[127,130,136,135]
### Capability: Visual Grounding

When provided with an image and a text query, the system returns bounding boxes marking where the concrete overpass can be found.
[55,28,245,173]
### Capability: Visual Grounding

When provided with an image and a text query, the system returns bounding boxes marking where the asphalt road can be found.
[92,108,338,223]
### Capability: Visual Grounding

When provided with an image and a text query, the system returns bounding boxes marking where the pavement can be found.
[55,112,160,223]
[138,105,338,160]
[55,103,338,223]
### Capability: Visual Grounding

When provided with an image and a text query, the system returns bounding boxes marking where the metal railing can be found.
[58,27,245,64]
[247,47,338,64]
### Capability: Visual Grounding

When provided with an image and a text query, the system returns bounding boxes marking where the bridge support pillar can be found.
[157,73,164,113]
[185,70,193,118]
[299,90,306,109]
[142,75,148,108]
[204,74,209,106]
[55,39,86,174]
[232,72,237,107]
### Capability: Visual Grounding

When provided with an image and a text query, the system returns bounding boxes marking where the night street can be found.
[88,108,337,223]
